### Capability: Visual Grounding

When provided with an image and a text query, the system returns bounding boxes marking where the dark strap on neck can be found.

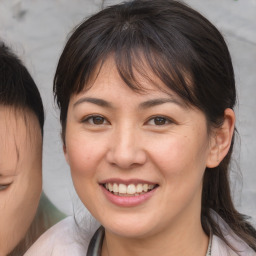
[86,226,105,256]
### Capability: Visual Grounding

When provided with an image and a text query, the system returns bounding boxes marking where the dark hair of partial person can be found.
[0,41,44,136]
[53,0,256,251]
[0,42,46,255]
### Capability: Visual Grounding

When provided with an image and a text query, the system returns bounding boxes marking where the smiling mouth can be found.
[103,183,158,197]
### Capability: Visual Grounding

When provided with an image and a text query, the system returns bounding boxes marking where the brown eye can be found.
[154,117,168,125]
[83,115,109,125]
[147,116,172,126]
[92,116,105,125]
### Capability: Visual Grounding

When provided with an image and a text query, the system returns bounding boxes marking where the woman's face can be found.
[0,107,42,255]
[64,57,216,239]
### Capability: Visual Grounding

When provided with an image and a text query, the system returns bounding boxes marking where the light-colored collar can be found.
[206,230,213,256]
[210,210,256,256]
[86,212,256,256]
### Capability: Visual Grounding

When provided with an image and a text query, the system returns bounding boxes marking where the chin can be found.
[102,215,156,239]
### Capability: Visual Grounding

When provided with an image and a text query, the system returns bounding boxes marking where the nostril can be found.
[106,148,147,169]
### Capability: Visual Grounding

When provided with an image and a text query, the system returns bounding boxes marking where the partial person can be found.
[25,1,256,255]
[0,42,65,256]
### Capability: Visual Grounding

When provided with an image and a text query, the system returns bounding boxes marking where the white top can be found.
[24,214,256,256]
[24,217,86,255]
[210,212,255,256]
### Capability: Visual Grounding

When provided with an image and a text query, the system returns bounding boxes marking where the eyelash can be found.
[0,184,11,191]
[82,115,110,125]
[146,116,174,126]
[81,115,174,126]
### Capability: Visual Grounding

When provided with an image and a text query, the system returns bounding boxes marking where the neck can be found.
[102,216,209,256]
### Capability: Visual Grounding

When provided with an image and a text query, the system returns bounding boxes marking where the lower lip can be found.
[101,186,157,207]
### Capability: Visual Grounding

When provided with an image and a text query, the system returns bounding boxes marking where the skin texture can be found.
[0,107,42,256]
[64,58,235,256]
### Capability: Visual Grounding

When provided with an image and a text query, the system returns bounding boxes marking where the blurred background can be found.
[0,0,255,224]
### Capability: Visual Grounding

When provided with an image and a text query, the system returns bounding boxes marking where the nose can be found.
[106,125,147,169]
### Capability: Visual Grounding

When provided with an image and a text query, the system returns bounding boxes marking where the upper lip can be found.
[99,178,158,185]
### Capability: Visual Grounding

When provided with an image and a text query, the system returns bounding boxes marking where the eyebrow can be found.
[73,96,186,109]
[0,173,13,177]
[139,98,187,109]
[73,97,113,109]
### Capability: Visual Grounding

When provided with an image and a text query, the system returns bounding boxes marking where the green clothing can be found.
[7,192,66,256]
[37,192,66,227]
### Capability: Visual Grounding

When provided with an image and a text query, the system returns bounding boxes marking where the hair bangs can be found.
[67,16,198,108]
[114,42,196,107]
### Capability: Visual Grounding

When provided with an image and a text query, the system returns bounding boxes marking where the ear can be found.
[206,108,235,168]
[63,144,70,165]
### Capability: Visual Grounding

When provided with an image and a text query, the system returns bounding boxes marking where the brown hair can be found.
[53,0,256,251]
[0,42,44,136]
[0,42,45,256]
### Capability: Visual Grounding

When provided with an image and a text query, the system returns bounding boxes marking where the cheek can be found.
[0,183,40,254]
[66,141,102,213]
[149,132,209,180]
[149,135,189,171]
[0,193,20,253]
[66,134,106,177]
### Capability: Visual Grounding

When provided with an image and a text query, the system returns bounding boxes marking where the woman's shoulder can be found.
[212,235,256,256]
[211,211,256,256]
[24,216,90,256]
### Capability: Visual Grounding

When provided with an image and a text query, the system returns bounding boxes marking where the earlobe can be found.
[63,144,69,165]
[206,108,235,168]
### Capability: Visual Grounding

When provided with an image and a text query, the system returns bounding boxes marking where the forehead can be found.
[81,56,189,102]
[69,59,193,116]
[0,106,42,175]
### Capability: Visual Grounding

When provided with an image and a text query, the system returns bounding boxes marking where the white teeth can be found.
[108,183,113,192]
[119,184,127,194]
[136,184,143,193]
[104,182,156,195]
[113,183,118,193]
[127,184,136,194]
[143,184,148,192]
[149,184,154,190]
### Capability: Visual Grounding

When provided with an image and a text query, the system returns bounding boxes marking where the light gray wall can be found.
[0,0,255,224]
